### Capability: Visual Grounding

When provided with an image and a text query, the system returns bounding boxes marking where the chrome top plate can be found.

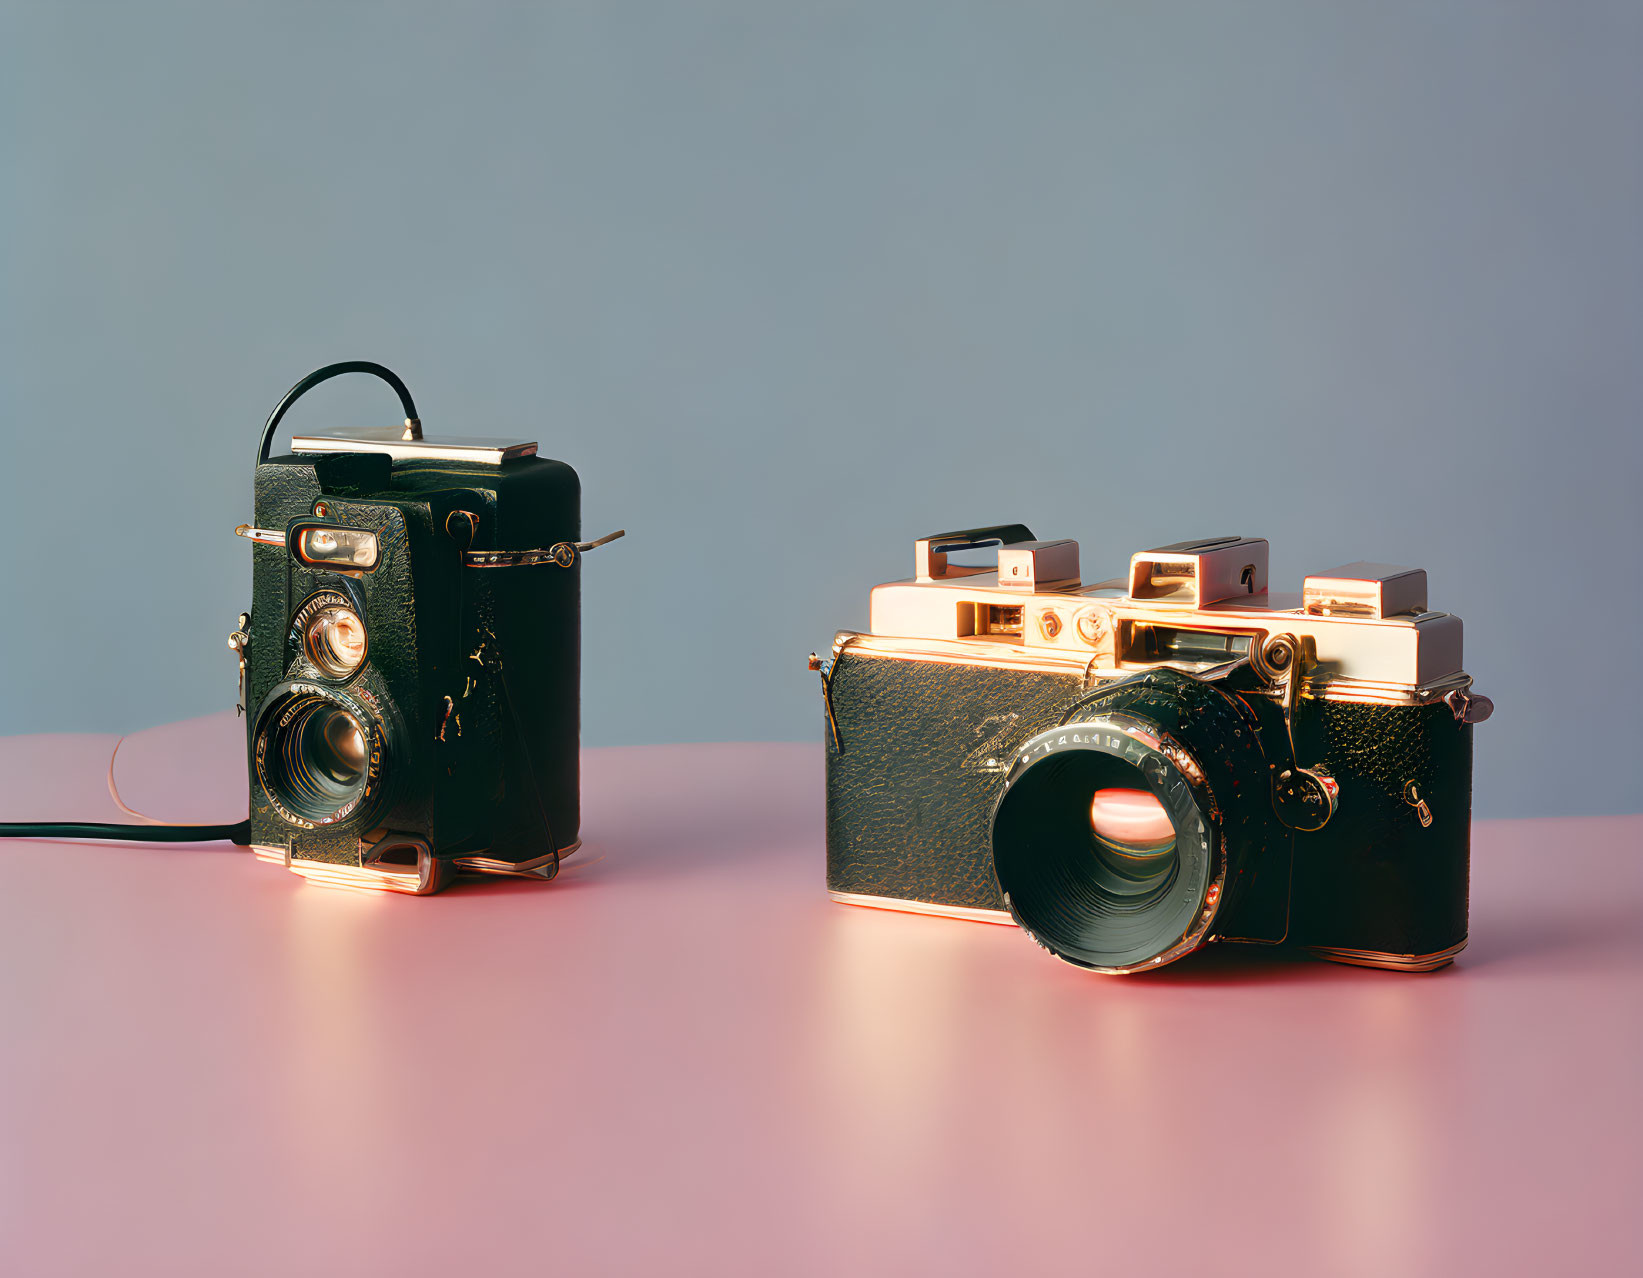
[292,426,537,465]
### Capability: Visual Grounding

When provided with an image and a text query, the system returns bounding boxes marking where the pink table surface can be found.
[1,713,1638,1277]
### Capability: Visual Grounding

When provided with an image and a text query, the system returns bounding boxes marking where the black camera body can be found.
[236,397,597,894]
[817,527,1491,973]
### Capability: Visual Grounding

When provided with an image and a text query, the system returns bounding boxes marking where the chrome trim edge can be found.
[1308,939,1467,972]
[291,431,537,465]
[834,633,1475,706]
[253,840,445,895]
[452,838,582,879]
[829,890,1016,926]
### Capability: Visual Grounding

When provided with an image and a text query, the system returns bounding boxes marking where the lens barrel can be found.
[991,670,1268,973]
[254,685,386,828]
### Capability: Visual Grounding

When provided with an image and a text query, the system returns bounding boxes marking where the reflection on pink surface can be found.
[0,714,1639,1275]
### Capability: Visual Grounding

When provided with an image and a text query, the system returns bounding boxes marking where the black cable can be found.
[256,360,419,469]
[0,820,251,844]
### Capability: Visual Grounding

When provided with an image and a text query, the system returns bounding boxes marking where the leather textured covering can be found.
[825,653,1085,910]
[1290,699,1472,955]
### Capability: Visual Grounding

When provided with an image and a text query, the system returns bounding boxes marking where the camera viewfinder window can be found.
[295,526,380,571]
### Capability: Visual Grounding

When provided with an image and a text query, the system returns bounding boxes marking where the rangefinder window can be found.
[977,604,1024,637]
[1137,560,1196,598]
[1122,623,1252,666]
[292,523,380,572]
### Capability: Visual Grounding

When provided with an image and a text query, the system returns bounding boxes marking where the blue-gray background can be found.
[2,2,1639,819]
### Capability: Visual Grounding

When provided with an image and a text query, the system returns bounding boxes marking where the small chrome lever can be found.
[226,611,251,716]
[1254,632,1338,833]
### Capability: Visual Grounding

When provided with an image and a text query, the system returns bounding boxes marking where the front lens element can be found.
[1089,786,1175,850]
[281,701,367,815]
[315,706,368,783]
[260,692,377,826]
[304,605,367,678]
[1088,787,1178,898]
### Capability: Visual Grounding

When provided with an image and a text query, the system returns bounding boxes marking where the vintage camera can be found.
[812,526,1492,973]
[231,362,621,894]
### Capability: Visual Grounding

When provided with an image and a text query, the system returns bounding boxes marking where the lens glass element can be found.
[261,693,375,825]
[296,526,379,570]
[304,604,367,678]
[1088,787,1178,899]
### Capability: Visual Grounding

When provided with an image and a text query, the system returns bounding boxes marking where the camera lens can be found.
[992,715,1230,972]
[258,691,378,826]
[304,604,367,679]
[992,673,1270,972]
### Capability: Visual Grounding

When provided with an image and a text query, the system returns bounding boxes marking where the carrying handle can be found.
[916,524,1036,581]
[256,361,420,470]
